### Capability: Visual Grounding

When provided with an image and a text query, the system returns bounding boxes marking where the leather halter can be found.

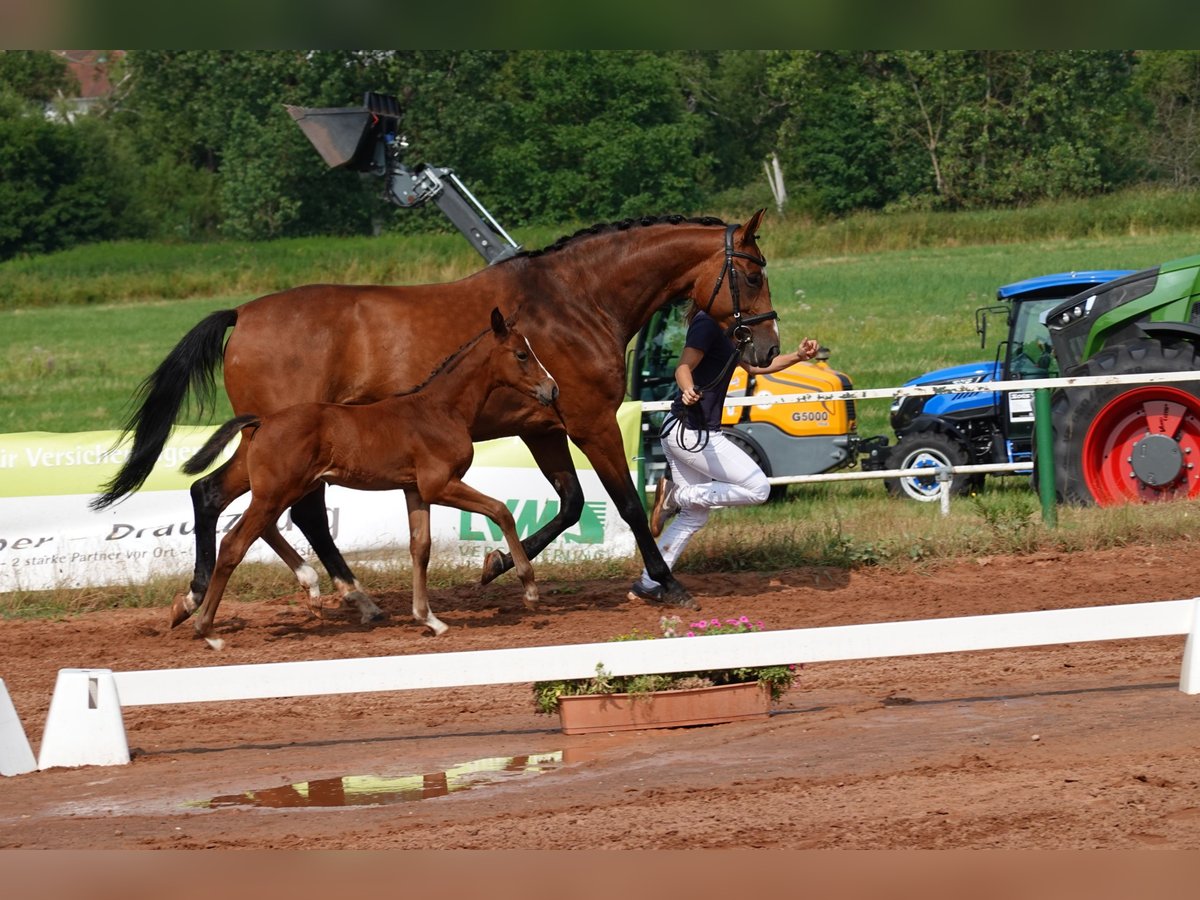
[702,222,778,345]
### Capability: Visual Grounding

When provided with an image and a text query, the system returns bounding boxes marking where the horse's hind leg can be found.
[289,486,385,625]
[480,430,583,585]
[192,500,277,643]
[258,523,323,617]
[405,490,448,636]
[435,481,538,610]
[177,457,247,627]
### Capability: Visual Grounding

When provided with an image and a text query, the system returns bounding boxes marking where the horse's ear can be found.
[491,307,508,337]
[738,208,767,247]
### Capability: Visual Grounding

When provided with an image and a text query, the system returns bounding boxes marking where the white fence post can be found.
[938,468,952,516]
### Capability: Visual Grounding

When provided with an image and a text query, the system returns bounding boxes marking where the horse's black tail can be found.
[182,415,261,476]
[91,309,239,509]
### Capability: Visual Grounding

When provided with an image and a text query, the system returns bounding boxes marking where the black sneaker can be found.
[626,581,664,603]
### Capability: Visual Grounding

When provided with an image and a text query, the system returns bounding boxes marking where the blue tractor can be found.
[884,269,1134,501]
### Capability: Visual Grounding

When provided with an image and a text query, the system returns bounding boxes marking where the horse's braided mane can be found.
[516,214,728,260]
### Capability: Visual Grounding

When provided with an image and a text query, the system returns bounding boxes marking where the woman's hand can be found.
[680,385,702,406]
[797,338,820,361]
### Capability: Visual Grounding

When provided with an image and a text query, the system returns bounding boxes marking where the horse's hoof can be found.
[664,586,700,612]
[522,593,539,611]
[169,594,196,629]
[345,590,386,625]
[480,549,508,585]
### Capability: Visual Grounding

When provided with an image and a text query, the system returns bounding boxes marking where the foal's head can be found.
[487,307,559,406]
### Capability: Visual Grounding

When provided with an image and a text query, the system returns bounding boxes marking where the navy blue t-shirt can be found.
[669,311,738,430]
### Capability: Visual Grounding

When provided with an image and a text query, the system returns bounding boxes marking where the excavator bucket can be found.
[285,104,376,170]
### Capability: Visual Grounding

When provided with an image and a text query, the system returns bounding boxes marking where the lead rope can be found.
[662,328,753,453]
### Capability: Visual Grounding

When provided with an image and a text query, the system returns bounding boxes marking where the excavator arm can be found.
[286,91,520,264]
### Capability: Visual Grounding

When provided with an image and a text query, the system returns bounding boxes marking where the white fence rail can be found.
[10,595,1197,773]
[641,368,1200,507]
[640,369,1200,413]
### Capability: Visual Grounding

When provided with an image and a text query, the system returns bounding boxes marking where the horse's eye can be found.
[516,350,529,361]
[746,272,763,288]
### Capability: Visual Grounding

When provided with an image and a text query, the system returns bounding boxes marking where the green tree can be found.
[479,51,710,223]
[0,108,131,260]
[0,51,78,103]
[679,51,784,192]
[120,50,382,240]
[1134,50,1200,187]
[864,51,1137,209]
[767,50,895,216]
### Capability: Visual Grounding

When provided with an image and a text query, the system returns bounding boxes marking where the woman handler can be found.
[628,303,820,609]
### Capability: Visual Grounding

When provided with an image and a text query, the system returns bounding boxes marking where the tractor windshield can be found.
[1008,298,1066,379]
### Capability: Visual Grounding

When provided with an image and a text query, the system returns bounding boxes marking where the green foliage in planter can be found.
[532,616,801,715]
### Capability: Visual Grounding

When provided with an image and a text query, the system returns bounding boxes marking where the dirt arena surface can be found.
[3,540,1200,850]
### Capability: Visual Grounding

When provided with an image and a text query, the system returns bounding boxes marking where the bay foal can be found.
[180,309,558,642]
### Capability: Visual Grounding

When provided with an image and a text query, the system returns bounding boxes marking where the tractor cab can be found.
[885,270,1133,502]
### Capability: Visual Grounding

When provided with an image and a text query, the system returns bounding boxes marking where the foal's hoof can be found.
[169,593,197,629]
[480,549,508,585]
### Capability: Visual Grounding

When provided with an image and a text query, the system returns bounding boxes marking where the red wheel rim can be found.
[1081,385,1200,505]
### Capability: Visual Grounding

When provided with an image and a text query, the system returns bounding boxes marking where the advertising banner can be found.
[0,404,642,593]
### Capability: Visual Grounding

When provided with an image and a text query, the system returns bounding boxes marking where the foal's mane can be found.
[393,324,493,398]
[516,214,728,260]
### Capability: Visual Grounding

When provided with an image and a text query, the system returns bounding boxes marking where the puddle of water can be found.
[186,751,579,810]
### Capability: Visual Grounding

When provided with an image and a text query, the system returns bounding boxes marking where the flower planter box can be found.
[556,681,770,735]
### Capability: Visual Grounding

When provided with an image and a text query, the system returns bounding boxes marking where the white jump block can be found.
[1182,599,1200,695]
[37,669,129,770]
[0,678,36,776]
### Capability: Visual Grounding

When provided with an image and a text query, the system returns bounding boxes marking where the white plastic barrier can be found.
[0,678,36,776]
[28,596,1200,771]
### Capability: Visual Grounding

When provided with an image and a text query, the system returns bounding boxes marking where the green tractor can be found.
[1046,253,1200,505]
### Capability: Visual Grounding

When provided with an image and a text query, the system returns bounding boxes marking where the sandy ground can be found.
[2,540,1200,849]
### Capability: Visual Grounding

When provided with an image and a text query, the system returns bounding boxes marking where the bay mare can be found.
[93,211,779,618]
[179,309,559,642]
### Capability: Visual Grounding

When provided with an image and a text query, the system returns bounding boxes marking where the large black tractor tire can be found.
[884,430,978,503]
[722,429,788,503]
[1051,338,1200,506]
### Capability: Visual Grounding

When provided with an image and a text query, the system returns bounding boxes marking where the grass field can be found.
[6,231,1200,439]
[4,196,1200,614]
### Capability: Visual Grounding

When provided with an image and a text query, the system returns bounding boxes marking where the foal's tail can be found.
[182,415,261,476]
[91,309,239,509]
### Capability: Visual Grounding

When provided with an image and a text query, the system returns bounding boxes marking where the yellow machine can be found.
[629,304,886,500]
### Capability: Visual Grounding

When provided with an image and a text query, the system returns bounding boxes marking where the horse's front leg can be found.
[479,429,583,584]
[289,486,386,625]
[434,481,538,610]
[572,415,698,611]
[405,489,448,636]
